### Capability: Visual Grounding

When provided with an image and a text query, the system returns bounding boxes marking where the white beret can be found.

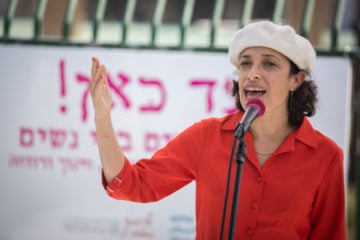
[228,20,316,72]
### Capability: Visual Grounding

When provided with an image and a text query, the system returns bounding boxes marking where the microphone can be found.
[235,98,265,138]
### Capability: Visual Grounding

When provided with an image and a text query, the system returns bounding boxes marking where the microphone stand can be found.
[228,122,247,240]
[220,100,263,240]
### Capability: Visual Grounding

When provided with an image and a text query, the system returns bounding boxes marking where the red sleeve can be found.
[101,157,131,192]
[309,149,347,240]
[100,121,205,203]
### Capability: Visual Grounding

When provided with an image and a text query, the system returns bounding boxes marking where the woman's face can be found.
[236,47,303,116]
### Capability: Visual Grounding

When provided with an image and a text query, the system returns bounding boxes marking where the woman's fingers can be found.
[89,57,113,119]
[90,57,98,92]
[91,57,96,78]
[90,57,107,98]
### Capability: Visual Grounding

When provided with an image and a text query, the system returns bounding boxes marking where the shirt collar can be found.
[220,112,244,131]
[294,117,319,148]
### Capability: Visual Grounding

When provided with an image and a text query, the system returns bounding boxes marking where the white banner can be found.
[0,44,352,240]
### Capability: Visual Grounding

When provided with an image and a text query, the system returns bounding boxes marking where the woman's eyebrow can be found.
[261,54,281,60]
[239,54,251,59]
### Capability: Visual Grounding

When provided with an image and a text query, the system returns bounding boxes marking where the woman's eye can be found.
[239,61,251,67]
[263,61,277,67]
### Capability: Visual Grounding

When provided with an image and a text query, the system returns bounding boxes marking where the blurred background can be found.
[0,0,359,239]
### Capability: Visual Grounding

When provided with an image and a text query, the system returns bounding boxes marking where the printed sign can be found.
[0,44,352,240]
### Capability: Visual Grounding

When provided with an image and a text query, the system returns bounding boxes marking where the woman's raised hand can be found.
[90,57,113,120]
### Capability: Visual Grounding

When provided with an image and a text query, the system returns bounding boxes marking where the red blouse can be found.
[103,112,347,240]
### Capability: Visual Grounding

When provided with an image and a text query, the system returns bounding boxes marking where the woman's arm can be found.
[90,57,125,183]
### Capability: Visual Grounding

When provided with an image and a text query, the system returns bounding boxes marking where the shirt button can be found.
[115,177,122,184]
[251,201,257,210]
[257,175,263,182]
[246,227,254,236]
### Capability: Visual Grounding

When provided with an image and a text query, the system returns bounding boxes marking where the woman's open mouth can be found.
[245,87,266,98]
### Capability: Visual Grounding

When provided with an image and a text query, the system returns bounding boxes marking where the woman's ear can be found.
[290,70,306,91]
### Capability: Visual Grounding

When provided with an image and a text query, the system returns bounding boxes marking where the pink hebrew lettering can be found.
[76,73,91,122]
[223,78,237,114]
[8,155,54,170]
[26,155,41,169]
[144,132,159,152]
[68,130,79,149]
[138,77,166,112]
[58,157,77,174]
[59,59,68,114]
[90,130,97,143]
[78,157,93,169]
[117,131,132,152]
[189,79,217,112]
[49,128,67,148]
[143,132,172,153]
[58,157,93,174]
[162,133,173,142]
[26,156,53,169]
[8,155,23,167]
[19,127,34,147]
[40,156,54,169]
[122,212,154,239]
[37,128,47,142]
[108,73,131,109]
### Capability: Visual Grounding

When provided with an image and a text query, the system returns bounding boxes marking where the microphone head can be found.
[246,98,265,117]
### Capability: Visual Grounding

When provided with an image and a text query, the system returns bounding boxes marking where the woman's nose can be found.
[247,66,261,81]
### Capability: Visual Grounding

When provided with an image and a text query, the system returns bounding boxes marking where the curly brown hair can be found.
[231,61,318,128]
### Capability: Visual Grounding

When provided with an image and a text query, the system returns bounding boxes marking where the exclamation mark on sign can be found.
[59,59,67,114]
